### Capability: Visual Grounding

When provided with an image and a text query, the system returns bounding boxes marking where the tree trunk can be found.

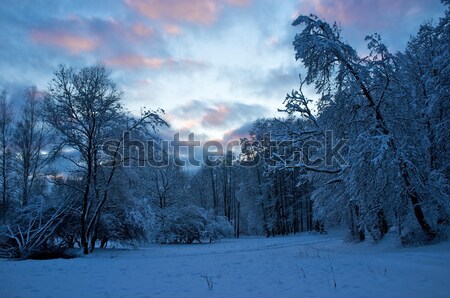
[100,238,108,249]
[210,168,218,214]
[81,142,93,255]
[341,53,436,240]
[236,201,240,238]
[399,160,436,239]
[256,167,270,237]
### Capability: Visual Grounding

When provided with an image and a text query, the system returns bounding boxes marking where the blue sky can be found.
[0,0,445,141]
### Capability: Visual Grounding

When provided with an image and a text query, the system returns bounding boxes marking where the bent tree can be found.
[45,65,167,254]
[286,15,438,240]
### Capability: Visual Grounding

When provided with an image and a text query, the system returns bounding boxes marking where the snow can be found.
[1,232,449,298]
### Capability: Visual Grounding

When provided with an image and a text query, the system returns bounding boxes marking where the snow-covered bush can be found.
[95,198,155,247]
[0,197,72,259]
[154,206,232,244]
[203,213,233,242]
[54,209,81,249]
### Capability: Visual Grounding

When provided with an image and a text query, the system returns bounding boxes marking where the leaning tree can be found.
[284,14,446,241]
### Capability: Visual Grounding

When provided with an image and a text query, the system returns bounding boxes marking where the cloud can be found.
[124,0,251,25]
[224,0,252,6]
[222,121,253,143]
[4,0,444,147]
[29,16,162,57]
[202,104,231,126]
[163,24,182,35]
[201,102,268,128]
[266,36,280,47]
[292,0,445,52]
[294,0,436,30]
[125,0,219,24]
[167,100,269,138]
[132,23,155,37]
[30,30,98,54]
[222,64,300,100]
[105,54,208,71]
[162,102,260,147]
[106,55,164,69]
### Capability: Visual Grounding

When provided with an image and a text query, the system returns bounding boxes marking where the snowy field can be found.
[1,232,449,298]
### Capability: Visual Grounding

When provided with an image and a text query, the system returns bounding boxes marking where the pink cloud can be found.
[31,30,97,54]
[223,126,250,142]
[167,101,267,138]
[104,19,157,43]
[125,0,219,24]
[164,24,182,35]
[106,54,164,69]
[132,23,154,37]
[124,0,251,25]
[177,119,201,130]
[225,0,252,6]
[163,113,200,132]
[202,104,231,126]
[105,54,207,70]
[30,16,160,57]
[295,0,427,30]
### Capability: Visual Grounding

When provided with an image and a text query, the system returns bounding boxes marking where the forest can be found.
[0,4,449,261]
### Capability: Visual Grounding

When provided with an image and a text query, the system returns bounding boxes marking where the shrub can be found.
[0,197,71,259]
[154,206,232,244]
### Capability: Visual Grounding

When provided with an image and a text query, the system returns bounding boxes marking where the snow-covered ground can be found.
[1,232,449,298]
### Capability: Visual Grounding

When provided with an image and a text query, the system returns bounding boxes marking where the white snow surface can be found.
[1,232,449,298]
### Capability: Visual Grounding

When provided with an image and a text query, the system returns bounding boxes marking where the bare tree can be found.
[149,165,184,209]
[13,86,59,206]
[0,90,13,220]
[45,64,167,254]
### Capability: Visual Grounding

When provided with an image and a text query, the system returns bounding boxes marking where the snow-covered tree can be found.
[45,64,167,254]
[282,11,449,242]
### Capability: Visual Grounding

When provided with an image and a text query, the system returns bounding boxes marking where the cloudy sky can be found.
[0,0,445,141]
